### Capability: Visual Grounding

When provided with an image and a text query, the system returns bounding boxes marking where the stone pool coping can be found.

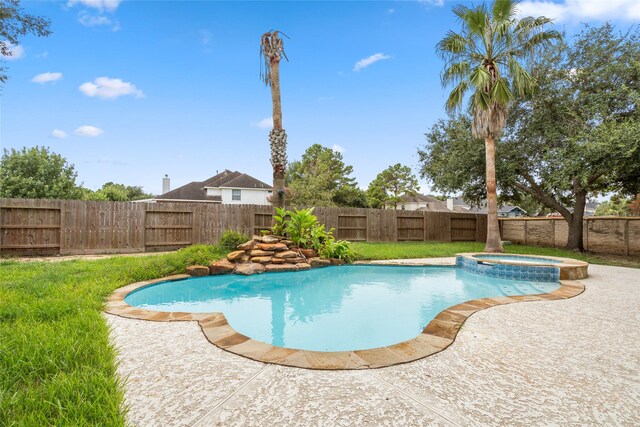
[104,263,585,370]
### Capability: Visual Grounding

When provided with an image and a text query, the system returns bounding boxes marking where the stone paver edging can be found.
[105,265,585,370]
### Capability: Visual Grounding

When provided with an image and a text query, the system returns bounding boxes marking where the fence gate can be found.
[0,205,61,256]
[144,209,193,251]
[450,216,477,241]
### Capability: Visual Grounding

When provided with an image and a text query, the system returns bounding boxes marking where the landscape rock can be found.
[234,263,266,275]
[250,249,275,257]
[186,265,209,277]
[227,250,246,261]
[265,263,299,273]
[261,235,280,244]
[309,257,331,268]
[257,243,288,252]
[252,235,264,242]
[296,263,311,270]
[270,258,286,264]
[209,259,235,275]
[281,240,294,246]
[237,240,257,251]
[275,250,298,259]
[251,256,272,264]
[330,258,346,265]
[288,257,308,264]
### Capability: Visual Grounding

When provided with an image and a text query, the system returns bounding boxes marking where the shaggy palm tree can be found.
[437,0,559,252]
[260,30,289,209]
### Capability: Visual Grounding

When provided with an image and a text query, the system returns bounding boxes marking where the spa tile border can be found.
[104,269,585,370]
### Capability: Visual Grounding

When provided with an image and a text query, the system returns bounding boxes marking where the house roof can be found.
[156,170,271,202]
[400,193,451,212]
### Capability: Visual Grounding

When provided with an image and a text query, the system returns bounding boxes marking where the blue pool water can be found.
[471,254,562,264]
[125,265,559,352]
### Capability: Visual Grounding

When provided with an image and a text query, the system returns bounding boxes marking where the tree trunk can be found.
[565,191,586,252]
[269,56,286,209]
[270,57,282,130]
[484,136,503,252]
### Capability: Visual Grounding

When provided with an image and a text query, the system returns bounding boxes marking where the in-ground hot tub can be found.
[457,253,589,280]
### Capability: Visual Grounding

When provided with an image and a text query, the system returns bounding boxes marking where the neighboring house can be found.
[397,194,451,212]
[497,205,528,218]
[446,197,527,217]
[152,170,272,205]
[547,201,600,218]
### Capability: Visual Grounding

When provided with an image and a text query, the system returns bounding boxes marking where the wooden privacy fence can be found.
[0,199,487,256]
[500,217,640,256]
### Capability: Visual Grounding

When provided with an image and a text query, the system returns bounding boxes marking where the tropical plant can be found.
[284,207,318,248]
[260,30,289,209]
[436,0,560,252]
[219,229,250,251]
[320,239,356,263]
[272,206,288,236]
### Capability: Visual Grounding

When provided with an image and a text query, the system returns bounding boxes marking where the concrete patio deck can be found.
[106,263,639,426]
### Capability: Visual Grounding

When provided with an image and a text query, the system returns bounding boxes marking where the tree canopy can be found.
[0,146,80,199]
[366,164,418,209]
[420,24,640,251]
[1,0,51,84]
[82,182,154,201]
[286,144,363,207]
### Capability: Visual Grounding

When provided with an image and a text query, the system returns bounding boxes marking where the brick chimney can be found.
[162,174,170,194]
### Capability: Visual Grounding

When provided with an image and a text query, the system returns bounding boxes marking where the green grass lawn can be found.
[1,241,637,424]
[352,241,640,268]
[0,245,225,426]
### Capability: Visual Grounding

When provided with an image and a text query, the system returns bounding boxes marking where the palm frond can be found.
[442,61,471,85]
[446,81,470,113]
[436,30,469,58]
[492,0,514,22]
[463,6,489,36]
[508,56,536,96]
[490,77,513,105]
[469,66,491,90]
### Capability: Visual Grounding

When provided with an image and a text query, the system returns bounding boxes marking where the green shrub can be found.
[218,230,250,251]
[320,239,356,263]
[272,207,287,236]
[285,207,318,248]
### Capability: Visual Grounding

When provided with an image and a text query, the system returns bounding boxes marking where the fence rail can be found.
[499,217,640,256]
[0,199,487,256]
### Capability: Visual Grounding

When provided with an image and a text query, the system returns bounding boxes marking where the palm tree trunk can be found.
[269,56,286,209]
[484,136,503,252]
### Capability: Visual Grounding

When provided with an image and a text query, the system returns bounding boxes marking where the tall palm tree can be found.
[437,0,559,252]
[260,30,288,209]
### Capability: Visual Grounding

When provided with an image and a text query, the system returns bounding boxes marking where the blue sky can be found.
[1,0,638,195]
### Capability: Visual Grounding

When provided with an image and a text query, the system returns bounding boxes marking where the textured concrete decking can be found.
[107,263,640,426]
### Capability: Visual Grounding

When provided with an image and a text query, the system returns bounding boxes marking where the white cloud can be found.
[51,129,68,139]
[67,0,122,12]
[332,144,345,153]
[387,8,395,14]
[75,125,104,137]
[36,51,49,58]
[250,117,273,129]
[1,42,25,61]
[79,77,144,99]
[418,0,445,7]
[78,13,111,27]
[353,53,391,72]
[31,72,63,84]
[517,0,640,22]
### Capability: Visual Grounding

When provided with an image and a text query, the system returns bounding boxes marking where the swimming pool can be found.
[124,265,559,352]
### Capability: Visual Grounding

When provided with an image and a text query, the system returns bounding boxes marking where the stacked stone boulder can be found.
[188,235,334,277]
